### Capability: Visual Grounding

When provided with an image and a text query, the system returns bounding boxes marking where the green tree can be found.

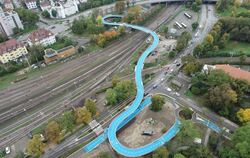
[26,134,45,157]
[15,8,39,24]
[28,44,45,63]
[42,10,50,18]
[114,80,136,102]
[105,89,118,105]
[150,95,165,112]
[58,111,75,133]
[152,146,168,158]
[168,51,176,58]
[219,122,250,158]
[176,120,200,144]
[74,107,92,124]
[206,84,237,116]
[192,22,199,31]
[45,121,62,144]
[51,9,57,17]
[111,75,121,87]
[96,15,103,26]
[174,153,186,158]
[85,98,97,116]
[159,25,168,34]
[115,1,125,13]
[181,145,212,158]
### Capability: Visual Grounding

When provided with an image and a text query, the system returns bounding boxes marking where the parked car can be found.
[5,147,10,154]
[142,131,154,136]
[153,84,158,89]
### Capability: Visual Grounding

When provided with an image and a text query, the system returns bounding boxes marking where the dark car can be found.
[27,132,33,139]
[176,63,181,66]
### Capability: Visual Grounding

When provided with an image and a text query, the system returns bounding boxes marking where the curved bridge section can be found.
[101,15,180,157]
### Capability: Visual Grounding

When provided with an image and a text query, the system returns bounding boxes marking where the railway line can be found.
[0,5,181,148]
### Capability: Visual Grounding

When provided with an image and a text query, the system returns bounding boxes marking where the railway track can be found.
[0,4,181,148]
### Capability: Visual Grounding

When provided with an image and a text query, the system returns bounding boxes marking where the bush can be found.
[191,86,201,95]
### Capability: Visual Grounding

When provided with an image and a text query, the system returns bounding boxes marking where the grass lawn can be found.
[218,7,248,17]
[217,41,250,55]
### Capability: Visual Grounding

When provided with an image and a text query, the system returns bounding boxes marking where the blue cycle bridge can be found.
[83,14,221,157]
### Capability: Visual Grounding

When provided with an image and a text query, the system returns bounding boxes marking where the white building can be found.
[0,10,24,37]
[40,0,78,19]
[27,28,56,46]
[3,0,14,10]
[25,0,38,9]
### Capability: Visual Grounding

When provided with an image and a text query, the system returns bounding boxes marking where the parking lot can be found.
[169,9,199,35]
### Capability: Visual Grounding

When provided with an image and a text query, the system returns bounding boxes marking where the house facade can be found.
[0,39,29,64]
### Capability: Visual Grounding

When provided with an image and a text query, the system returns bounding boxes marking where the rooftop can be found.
[28,28,54,43]
[0,39,23,55]
[215,64,250,83]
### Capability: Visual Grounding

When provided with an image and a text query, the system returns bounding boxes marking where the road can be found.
[39,5,183,158]
[69,4,238,158]
[0,4,181,151]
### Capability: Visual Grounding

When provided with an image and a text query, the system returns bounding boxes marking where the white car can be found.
[175,92,180,96]
[166,88,172,92]
[5,146,11,154]
[161,78,164,81]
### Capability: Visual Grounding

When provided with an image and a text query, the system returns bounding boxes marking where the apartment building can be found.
[0,39,29,64]
[24,0,37,9]
[27,28,56,46]
[0,10,24,37]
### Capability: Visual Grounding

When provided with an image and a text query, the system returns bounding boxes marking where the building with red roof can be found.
[0,39,28,64]
[27,28,56,46]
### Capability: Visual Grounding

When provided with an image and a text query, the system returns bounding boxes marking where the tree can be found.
[152,146,168,158]
[192,22,199,31]
[195,0,202,5]
[58,111,75,133]
[150,95,165,112]
[74,107,92,124]
[174,153,186,158]
[85,98,97,116]
[98,152,113,158]
[42,10,50,18]
[219,122,250,158]
[15,8,39,24]
[239,54,247,63]
[159,25,168,34]
[45,121,62,144]
[96,15,102,26]
[111,75,121,87]
[168,51,176,58]
[176,120,200,144]
[26,134,45,157]
[181,145,212,158]
[105,89,118,105]
[206,84,237,116]
[237,108,250,123]
[0,34,6,43]
[115,1,125,13]
[28,44,45,63]
[114,80,136,102]
[205,34,214,45]
[182,55,203,76]
[51,9,57,18]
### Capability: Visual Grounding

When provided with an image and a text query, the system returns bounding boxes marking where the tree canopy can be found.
[26,134,45,157]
